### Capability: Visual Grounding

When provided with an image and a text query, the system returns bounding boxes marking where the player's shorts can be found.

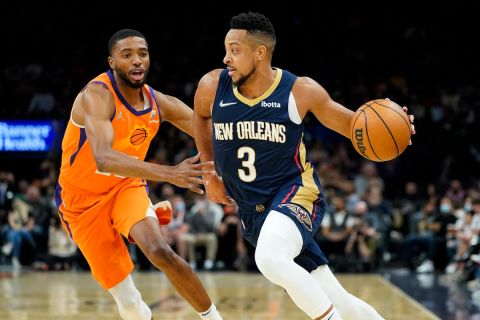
[55,177,153,289]
[239,184,328,272]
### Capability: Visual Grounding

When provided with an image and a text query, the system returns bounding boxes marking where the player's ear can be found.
[256,45,267,62]
[108,56,115,69]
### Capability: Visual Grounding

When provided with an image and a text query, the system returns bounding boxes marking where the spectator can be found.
[183,195,223,270]
[160,195,189,259]
[345,201,381,271]
[319,195,354,258]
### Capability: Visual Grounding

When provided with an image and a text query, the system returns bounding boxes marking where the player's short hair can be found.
[108,29,147,55]
[230,12,276,51]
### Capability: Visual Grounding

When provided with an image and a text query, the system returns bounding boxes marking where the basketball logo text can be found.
[354,129,368,159]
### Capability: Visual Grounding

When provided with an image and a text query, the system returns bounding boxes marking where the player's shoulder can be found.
[81,82,114,104]
[292,76,327,97]
[198,69,224,91]
[293,76,322,90]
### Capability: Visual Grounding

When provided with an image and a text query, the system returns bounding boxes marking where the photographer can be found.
[345,201,381,271]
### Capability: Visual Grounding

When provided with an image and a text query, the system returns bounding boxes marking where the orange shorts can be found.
[56,178,152,289]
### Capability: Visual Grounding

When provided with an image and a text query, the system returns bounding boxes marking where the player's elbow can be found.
[93,151,110,172]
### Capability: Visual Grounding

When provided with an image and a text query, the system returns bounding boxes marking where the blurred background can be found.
[0,2,479,318]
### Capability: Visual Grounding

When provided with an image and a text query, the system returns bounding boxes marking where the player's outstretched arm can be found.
[293,77,354,139]
[194,70,234,205]
[293,78,416,144]
[78,84,212,193]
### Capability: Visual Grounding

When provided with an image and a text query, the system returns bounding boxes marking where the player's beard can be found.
[116,68,149,89]
[233,65,255,87]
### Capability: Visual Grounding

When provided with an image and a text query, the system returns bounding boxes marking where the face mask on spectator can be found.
[440,204,451,213]
[175,202,186,212]
[464,203,472,212]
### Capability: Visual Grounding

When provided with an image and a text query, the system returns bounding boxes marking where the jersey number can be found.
[237,146,256,182]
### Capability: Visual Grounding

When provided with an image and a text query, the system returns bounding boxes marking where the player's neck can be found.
[238,67,277,100]
[115,77,145,110]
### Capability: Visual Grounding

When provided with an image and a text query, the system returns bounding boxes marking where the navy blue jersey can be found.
[212,68,324,217]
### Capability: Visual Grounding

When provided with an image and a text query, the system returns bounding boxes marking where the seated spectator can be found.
[34,216,77,271]
[216,204,241,270]
[403,197,457,272]
[160,195,188,259]
[1,208,36,269]
[183,195,223,270]
[319,195,354,258]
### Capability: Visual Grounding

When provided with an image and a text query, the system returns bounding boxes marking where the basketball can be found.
[130,128,148,145]
[350,99,411,162]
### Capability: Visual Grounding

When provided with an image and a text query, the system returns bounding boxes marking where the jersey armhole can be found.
[288,92,302,125]
[149,86,162,123]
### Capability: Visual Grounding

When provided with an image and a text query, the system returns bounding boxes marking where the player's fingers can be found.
[201,170,216,176]
[187,153,201,163]
[409,115,414,123]
[188,183,204,194]
[194,161,215,169]
[187,177,206,185]
[402,106,408,113]
[385,97,390,101]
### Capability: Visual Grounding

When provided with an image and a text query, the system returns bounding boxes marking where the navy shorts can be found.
[239,184,328,272]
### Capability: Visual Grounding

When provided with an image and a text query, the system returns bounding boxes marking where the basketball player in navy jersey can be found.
[194,12,415,319]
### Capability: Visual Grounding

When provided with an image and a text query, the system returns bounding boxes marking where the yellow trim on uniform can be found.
[233,68,283,107]
[291,140,320,214]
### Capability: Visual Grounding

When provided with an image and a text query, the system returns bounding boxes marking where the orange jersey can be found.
[59,70,161,194]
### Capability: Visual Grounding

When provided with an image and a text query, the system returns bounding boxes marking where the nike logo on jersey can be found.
[219,100,237,107]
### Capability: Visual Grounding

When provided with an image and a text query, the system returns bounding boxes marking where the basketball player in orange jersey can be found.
[56,29,222,320]
[194,12,415,320]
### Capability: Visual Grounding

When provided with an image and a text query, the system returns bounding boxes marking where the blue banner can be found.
[0,120,58,152]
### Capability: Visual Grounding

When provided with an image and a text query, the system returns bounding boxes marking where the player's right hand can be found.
[205,172,235,205]
[168,153,214,194]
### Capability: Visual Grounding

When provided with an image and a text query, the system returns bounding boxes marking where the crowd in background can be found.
[1,3,480,294]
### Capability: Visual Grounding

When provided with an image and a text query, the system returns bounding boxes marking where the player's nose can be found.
[132,54,142,66]
[223,52,231,65]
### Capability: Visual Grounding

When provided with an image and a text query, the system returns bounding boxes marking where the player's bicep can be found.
[295,77,353,138]
[156,92,194,136]
[194,69,222,119]
[80,88,115,157]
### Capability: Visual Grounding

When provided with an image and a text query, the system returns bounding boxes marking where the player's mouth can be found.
[130,68,145,81]
[227,67,236,76]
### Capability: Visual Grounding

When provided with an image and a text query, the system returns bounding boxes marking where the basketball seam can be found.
[363,109,381,161]
[373,100,411,134]
[366,105,399,157]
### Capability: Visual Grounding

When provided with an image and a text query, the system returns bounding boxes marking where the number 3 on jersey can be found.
[237,146,256,182]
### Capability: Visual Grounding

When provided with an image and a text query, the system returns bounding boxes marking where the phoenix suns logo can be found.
[130,128,148,145]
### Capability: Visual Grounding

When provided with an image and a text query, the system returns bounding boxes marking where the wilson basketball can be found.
[130,128,147,145]
[350,99,411,162]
